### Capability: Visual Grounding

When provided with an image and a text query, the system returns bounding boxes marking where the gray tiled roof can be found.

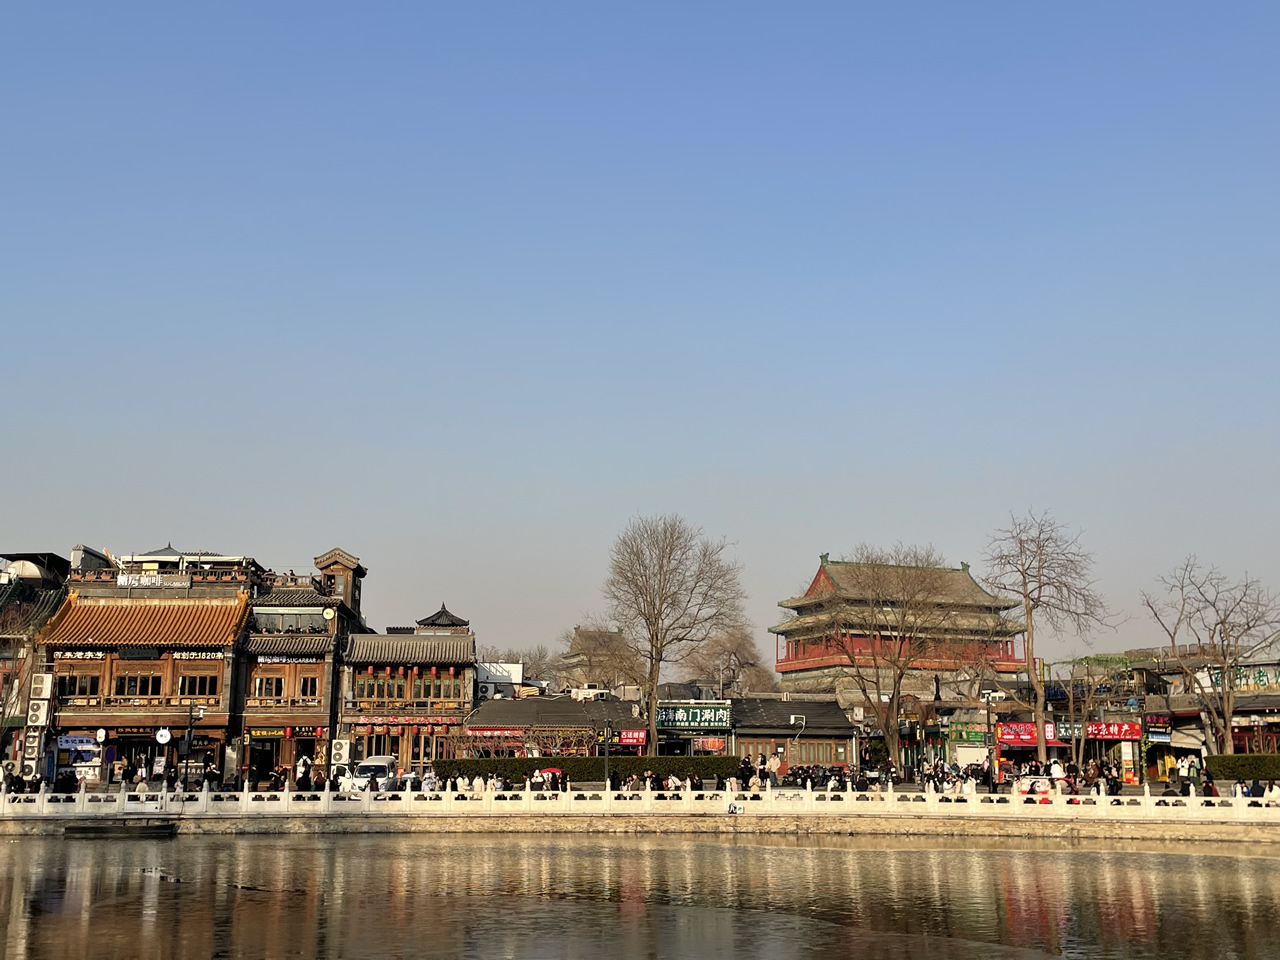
[731,698,857,735]
[467,696,640,729]
[244,635,336,656]
[252,588,342,608]
[343,635,475,665]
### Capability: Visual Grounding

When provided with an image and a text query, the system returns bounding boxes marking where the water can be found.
[0,833,1275,959]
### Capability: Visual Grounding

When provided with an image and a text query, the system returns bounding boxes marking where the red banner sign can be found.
[997,721,1056,744]
[1086,721,1142,741]
[619,729,647,746]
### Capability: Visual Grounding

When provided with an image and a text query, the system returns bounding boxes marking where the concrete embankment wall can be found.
[3,814,1276,844]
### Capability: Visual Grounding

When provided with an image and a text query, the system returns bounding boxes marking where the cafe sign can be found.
[656,702,731,730]
[1145,714,1172,744]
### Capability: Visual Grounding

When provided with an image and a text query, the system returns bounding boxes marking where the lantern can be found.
[398,666,405,677]
[366,665,374,676]
[285,727,292,739]
[437,725,448,735]
[425,724,434,735]
[315,727,323,739]
[384,666,391,678]
[412,666,419,677]
[411,725,419,736]
[431,666,437,676]
[449,666,455,676]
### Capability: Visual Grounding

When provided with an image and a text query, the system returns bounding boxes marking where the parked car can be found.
[354,756,398,792]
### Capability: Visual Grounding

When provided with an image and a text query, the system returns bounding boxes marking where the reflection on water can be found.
[0,833,1275,960]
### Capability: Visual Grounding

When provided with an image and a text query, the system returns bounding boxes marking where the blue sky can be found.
[3,5,1277,661]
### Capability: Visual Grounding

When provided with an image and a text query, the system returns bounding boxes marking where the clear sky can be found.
[3,5,1277,664]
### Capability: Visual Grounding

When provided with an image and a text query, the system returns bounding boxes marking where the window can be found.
[299,676,318,698]
[178,674,219,696]
[114,675,161,696]
[253,676,284,698]
[57,674,100,698]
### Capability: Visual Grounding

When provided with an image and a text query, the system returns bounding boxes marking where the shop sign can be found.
[174,651,223,660]
[373,725,388,735]
[467,726,526,738]
[1085,721,1142,741]
[118,573,190,589]
[116,727,154,736]
[258,655,323,664]
[656,703,731,730]
[948,722,988,743]
[54,651,106,661]
[596,728,648,746]
[692,737,726,752]
[353,725,370,735]
[996,722,1056,745]
[58,736,99,749]
[249,728,286,738]
[1145,714,1172,743]
[357,716,462,725]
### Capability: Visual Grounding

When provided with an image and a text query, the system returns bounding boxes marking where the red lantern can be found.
[412,666,419,677]
[425,724,434,735]
[398,666,405,677]
[366,665,374,676]
[315,727,323,739]
[431,666,437,676]
[384,666,391,677]
[411,725,419,735]
[449,666,455,676]
[437,725,448,735]
[285,727,292,739]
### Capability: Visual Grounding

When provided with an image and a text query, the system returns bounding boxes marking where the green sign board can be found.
[656,703,731,730]
[948,722,988,744]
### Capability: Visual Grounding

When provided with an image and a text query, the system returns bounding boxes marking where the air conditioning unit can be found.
[20,761,36,779]
[479,684,491,696]
[23,738,39,760]
[27,700,49,727]
[30,674,54,701]
[330,739,350,766]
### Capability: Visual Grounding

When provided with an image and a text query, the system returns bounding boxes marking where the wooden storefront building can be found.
[339,604,477,776]
[240,548,367,786]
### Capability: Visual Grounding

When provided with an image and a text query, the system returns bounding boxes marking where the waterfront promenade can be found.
[4,781,1278,843]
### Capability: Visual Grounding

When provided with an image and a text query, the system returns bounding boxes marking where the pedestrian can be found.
[766,752,781,787]
[203,763,220,792]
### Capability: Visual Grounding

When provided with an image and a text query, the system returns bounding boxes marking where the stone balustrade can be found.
[4,779,1279,826]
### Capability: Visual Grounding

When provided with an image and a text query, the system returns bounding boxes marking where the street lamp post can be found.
[602,721,613,793]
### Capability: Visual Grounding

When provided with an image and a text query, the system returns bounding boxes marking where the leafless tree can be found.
[1049,654,1135,770]
[681,627,778,695]
[983,509,1110,762]
[603,514,747,755]
[1142,557,1279,755]
[814,543,964,768]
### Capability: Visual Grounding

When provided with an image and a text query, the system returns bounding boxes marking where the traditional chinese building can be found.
[239,548,368,787]
[0,552,72,770]
[35,545,261,783]
[772,555,1026,697]
[338,603,477,776]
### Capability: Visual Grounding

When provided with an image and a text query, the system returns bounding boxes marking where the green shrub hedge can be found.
[1204,754,1280,781]
[430,756,742,783]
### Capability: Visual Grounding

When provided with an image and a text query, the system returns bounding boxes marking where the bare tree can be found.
[983,510,1110,762]
[813,544,966,768]
[681,627,778,695]
[1142,557,1279,755]
[1049,654,1135,770]
[603,514,747,755]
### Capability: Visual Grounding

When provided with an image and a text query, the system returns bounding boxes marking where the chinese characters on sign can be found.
[996,721,1055,745]
[947,722,988,743]
[1144,714,1172,743]
[656,703,731,730]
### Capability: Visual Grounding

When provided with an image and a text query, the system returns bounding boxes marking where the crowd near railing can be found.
[4,778,1280,823]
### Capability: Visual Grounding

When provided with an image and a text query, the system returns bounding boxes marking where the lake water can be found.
[0,833,1275,959]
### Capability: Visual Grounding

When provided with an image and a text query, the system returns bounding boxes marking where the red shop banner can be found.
[619,729,647,746]
[997,721,1057,745]
[1086,721,1142,741]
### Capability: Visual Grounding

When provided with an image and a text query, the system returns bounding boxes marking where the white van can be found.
[353,756,398,792]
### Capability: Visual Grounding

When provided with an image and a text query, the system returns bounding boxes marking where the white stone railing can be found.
[4,780,1280,824]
